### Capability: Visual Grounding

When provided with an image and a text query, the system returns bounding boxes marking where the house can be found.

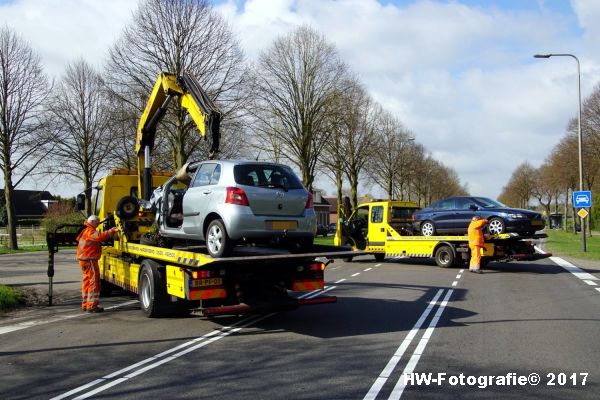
[324,196,338,224]
[312,190,330,226]
[0,189,56,221]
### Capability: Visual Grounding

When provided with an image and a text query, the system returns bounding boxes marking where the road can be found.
[1,251,599,399]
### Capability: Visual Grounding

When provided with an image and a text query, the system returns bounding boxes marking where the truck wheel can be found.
[488,217,505,235]
[100,279,114,297]
[374,253,385,262]
[435,245,455,268]
[139,260,169,317]
[421,221,436,236]
[116,196,138,220]
[206,219,232,258]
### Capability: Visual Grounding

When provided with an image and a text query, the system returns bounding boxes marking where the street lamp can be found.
[534,53,586,252]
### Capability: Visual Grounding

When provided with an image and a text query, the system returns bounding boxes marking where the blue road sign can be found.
[573,191,592,208]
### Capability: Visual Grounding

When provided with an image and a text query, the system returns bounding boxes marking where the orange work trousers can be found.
[469,245,484,270]
[79,260,100,310]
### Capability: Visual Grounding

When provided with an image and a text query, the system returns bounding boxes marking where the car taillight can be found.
[411,211,416,220]
[305,192,313,209]
[226,187,249,206]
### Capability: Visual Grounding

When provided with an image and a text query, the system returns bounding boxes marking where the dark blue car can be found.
[413,196,545,236]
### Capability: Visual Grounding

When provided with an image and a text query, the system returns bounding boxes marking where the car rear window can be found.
[234,164,304,189]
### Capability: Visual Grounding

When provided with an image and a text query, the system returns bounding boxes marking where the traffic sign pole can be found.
[573,191,591,253]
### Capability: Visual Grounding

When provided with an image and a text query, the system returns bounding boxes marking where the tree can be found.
[251,25,349,192]
[0,27,51,249]
[498,162,537,208]
[105,0,249,171]
[46,60,113,215]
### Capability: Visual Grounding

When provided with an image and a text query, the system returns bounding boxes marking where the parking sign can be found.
[573,191,592,208]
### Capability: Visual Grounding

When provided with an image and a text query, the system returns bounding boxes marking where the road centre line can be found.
[53,285,338,399]
[365,267,373,271]
[388,289,454,400]
[352,273,361,277]
[0,300,139,336]
[596,288,600,293]
[459,269,464,273]
[451,281,458,287]
[455,274,461,279]
[363,289,445,400]
[334,278,347,284]
[375,263,382,267]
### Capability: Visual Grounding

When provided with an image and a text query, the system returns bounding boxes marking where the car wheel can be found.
[421,221,436,236]
[488,217,505,235]
[116,196,138,220]
[435,245,455,268]
[206,219,232,258]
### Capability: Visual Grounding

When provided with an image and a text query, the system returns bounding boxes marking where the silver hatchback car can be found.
[152,160,317,257]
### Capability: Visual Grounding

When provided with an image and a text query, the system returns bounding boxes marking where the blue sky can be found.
[1,0,599,200]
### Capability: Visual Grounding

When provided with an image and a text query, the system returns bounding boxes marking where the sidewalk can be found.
[0,249,82,320]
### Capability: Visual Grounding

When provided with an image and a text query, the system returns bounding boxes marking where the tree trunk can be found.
[3,174,18,250]
[563,188,569,232]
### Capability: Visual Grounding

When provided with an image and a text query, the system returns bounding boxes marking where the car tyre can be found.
[488,217,505,235]
[421,221,436,236]
[206,219,233,258]
[435,245,455,268]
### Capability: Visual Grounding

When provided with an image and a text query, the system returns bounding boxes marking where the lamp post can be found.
[534,53,586,252]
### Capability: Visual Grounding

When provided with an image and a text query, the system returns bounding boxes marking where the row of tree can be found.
[0,0,465,250]
[499,83,600,231]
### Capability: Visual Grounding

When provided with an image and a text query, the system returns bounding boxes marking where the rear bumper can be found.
[200,295,337,317]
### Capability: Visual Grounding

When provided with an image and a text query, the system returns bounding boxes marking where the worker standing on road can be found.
[468,215,489,273]
[76,215,118,313]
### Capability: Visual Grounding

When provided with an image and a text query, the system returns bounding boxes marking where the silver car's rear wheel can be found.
[206,219,232,258]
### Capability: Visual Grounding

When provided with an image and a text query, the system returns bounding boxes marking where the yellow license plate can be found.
[531,221,543,226]
[191,278,223,288]
[266,221,297,230]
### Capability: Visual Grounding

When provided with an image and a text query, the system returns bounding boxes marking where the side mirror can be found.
[76,193,86,211]
[469,204,478,211]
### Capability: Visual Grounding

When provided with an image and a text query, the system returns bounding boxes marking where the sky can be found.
[1,0,599,200]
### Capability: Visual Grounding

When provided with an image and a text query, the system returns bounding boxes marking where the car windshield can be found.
[233,164,303,190]
[473,197,506,208]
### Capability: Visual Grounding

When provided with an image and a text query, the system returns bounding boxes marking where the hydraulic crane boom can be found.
[136,72,221,200]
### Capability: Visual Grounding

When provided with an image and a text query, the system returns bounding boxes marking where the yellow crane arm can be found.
[136,72,221,200]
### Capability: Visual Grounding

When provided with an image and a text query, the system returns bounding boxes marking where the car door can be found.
[452,197,476,234]
[430,198,455,233]
[182,162,221,237]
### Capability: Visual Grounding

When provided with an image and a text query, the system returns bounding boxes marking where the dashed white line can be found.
[451,281,458,287]
[596,288,600,293]
[351,273,361,277]
[375,263,382,267]
[334,278,347,284]
[364,268,373,272]
[455,274,461,279]
[459,269,465,273]
[363,289,445,400]
[583,280,597,286]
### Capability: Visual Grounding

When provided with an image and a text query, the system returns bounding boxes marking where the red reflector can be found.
[305,192,313,209]
[226,187,249,206]
[309,263,324,271]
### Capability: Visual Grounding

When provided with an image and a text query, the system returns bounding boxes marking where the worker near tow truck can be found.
[76,215,118,312]
[468,215,489,273]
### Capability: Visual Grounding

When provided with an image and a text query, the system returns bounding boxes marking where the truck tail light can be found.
[309,262,325,271]
[226,187,249,206]
[305,192,313,209]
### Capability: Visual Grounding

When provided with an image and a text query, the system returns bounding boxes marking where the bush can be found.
[42,201,84,234]
[0,285,24,311]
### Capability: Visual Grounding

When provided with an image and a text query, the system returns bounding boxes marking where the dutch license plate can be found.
[531,220,542,226]
[191,278,223,288]
[266,221,298,230]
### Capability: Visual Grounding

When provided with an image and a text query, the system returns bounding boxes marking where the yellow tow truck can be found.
[335,199,551,267]
[46,72,360,317]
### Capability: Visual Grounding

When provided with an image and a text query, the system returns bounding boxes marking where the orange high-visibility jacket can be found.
[76,221,113,261]
[468,219,488,247]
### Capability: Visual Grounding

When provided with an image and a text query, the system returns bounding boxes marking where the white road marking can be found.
[388,289,454,400]
[363,289,445,400]
[583,280,597,286]
[455,274,461,279]
[596,288,600,293]
[351,273,361,277]
[334,278,347,284]
[459,269,464,273]
[550,256,599,281]
[451,281,458,287]
[365,268,373,272]
[0,300,139,336]
[375,263,382,267]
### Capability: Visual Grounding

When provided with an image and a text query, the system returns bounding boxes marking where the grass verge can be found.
[0,245,48,255]
[544,230,600,261]
[314,235,335,245]
[0,285,24,311]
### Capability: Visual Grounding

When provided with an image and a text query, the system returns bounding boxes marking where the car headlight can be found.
[507,213,525,219]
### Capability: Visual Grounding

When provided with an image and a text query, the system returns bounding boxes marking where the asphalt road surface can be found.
[1,250,599,399]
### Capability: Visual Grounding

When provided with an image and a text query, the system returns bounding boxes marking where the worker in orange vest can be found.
[468,215,489,273]
[76,215,119,312]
